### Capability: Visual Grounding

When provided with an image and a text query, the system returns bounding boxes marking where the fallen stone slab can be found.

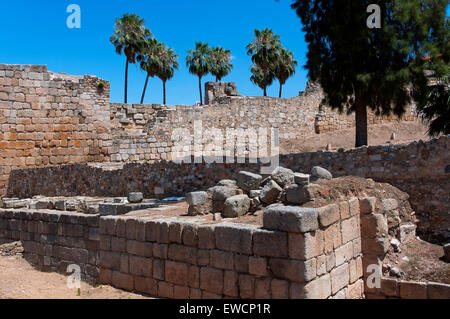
[294,173,310,186]
[260,180,282,205]
[311,166,333,180]
[237,171,262,192]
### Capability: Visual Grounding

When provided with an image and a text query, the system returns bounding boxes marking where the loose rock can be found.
[271,166,295,187]
[311,166,333,180]
[236,171,262,192]
[223,195,251,218]
[259,180,282,205]
[128,192,144,203]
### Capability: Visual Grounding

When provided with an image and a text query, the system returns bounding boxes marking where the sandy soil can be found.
[280,121,430,154]
[0,254,152,299]
[385,239,450,284]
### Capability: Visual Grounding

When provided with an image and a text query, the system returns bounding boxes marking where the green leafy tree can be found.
[209,47,233,82]
[157,46,179,105]
[291,0,448,147]
[274,48,298,98]
[138,38,165,104]
[186,42,211,105]
[247,28,282,96]
[250,64,275,95]
[110,13,150,103]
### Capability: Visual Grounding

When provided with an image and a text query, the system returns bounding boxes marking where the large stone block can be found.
[129,255,153,277]
[200,267,224,295]
[271,166,295,187]
[288,230,324,260]
[330,263,350,295]
[165,261,188,286]
[335,242,353,266]
[341,216,360,244]
[263,206,319,233]
[259,180,282,205]
[359,197,377,215]
[269,258,316,283]
[290,274,331,299]
[186,192,208,206]
[317,204,340,228]
[214,222,256,254]
[253,229,288,258]
[223,195,250,218]
[361,214,388,239]
[237,171,262,191]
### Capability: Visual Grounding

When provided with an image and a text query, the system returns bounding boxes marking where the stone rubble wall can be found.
[6,136,450,242]
[0,64,111,198]
[367,277,450,299]
[0,209,100,283]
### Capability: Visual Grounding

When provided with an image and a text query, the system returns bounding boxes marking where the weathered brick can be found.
[134,276,157,296]
[223,271,239,297]
[271,279,289,299]
[182,223,198,247]
[239,274,255,299]
[111,271,134,291]
[317,204,340,228]
[129,256,152,277]
[197,225,215,250]
[335,242,353,266]
[399,281,427,299]
[290,274,331,299]
[248,257,269,277]
[341,216,360,244]
[269,258,316,283]
[330,263,350,294]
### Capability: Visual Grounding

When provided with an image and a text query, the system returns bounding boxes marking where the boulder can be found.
[294,173,310,186]
[259,180,282,205]
[444,244,450,262]
[285,184,322,205]
[186,191,208,206]
[271,166,295,187]
[223,195,251,218]
[128,192,144,203]
[237,171,263,191]
[311,166,333,180]
[217,180,237,187]
[390,238,401,253]
[249,190,261,198]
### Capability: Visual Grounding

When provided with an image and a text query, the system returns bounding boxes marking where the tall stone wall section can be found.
[0,64,111,197]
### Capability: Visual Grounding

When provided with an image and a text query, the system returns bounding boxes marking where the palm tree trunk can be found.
[163,80,167,105]
[355,94,368,147]
[140,74,150,104]
[279,84,283,98]
[124,60,129,103]
[198,76,203,105]
[264,85,267,97]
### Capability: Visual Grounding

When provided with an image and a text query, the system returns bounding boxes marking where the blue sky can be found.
[0,0,308,105]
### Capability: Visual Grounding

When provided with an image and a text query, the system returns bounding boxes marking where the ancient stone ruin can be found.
[0,64,449,299]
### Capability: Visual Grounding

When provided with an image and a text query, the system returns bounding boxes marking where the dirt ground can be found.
[280,121,430,154]
[385,239,450,284]
[0,252,152,299]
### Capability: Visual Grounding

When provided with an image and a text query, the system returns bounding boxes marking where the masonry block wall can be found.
[7,136,450,242]
[0,209,100,283]
[0,64,111,197]
[97,199,364,299]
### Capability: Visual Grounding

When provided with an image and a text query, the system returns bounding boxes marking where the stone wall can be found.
[7,136,450,242]
[0,64,111,197]
[1,195,448,299]
[0,208,100,283]
[204,82,240,105]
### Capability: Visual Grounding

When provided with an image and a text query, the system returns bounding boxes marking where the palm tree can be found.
[110,13,150,103]
[274,48,298,98]
[209,47,233,82]
[246,28,282,96]
[250,64,275,95]
[138,38,165,104]
[186,42,211,105]
[157,46,179,105]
